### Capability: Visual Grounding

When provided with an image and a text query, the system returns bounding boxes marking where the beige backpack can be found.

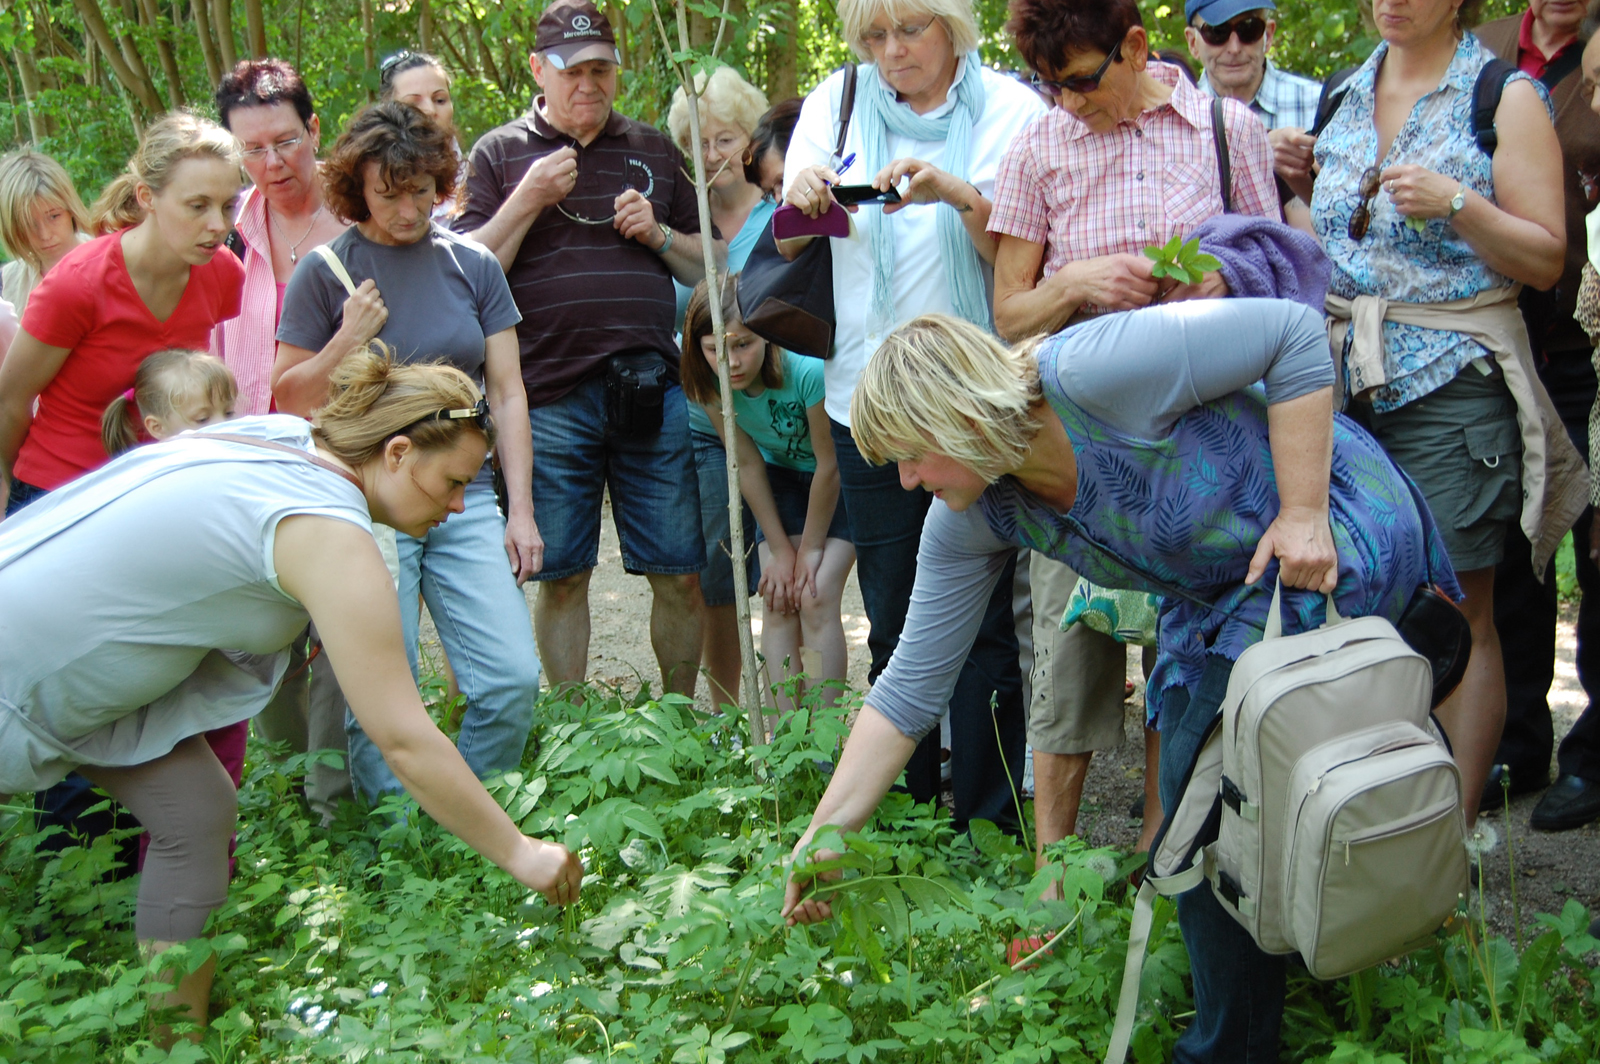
[1104,583,1468,1064]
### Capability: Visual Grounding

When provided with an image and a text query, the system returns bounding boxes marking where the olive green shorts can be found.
[1357,367,1523,573]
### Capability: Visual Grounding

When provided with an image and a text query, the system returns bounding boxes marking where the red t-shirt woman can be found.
[0,113,245,511]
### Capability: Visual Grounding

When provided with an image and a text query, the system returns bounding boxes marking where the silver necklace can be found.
[272,204,324,264]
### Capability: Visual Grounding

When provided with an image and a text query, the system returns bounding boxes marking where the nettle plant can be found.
[2,682,1599,1062]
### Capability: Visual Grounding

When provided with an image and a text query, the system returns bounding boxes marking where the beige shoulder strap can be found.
[310,244,358,296]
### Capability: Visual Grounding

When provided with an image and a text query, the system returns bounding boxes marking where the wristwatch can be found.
[1448,185,1466,217]
[655,223,675,255]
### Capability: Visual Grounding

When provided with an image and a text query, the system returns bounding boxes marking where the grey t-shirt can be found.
[277,223,521,381]
[867,299,1335,740]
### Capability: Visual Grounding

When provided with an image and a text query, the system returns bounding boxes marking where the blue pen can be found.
[834,152,857,180]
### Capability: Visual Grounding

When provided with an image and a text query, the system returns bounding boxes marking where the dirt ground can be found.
[423,499,1600,941]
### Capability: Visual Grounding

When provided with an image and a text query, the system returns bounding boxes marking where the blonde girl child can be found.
[0,149,90,314]
[102,348,238,456]
[102,348,248,877]
[680,277,854,715]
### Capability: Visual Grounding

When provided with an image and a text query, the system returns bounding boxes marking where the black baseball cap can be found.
[535,0,622,69]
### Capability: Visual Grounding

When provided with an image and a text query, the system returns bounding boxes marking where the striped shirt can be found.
[454,103,707,407]
[988,61,1277,311]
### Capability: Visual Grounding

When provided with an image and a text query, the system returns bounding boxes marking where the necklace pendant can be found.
[290,248,297,264]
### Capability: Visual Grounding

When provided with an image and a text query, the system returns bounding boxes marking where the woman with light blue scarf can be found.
[780,0,1045,833]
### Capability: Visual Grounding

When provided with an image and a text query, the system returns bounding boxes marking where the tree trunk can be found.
[359,0,375,97]
[71,0,164,114]
[137,0,187,108]
[435,22,476,80]
[2,57,25,143]
[211,0,236,69]
[417,0,432,53]
[191,0,222,84]
[767,0,799,100]
[659,0,766,743]
[11,44,54,140]
[243,0,265,57]
[468,14,503,95]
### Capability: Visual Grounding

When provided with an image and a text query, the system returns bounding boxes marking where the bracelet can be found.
[655,223,674,255]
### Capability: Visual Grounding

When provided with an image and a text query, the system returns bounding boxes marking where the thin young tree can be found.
[648,0,768,747]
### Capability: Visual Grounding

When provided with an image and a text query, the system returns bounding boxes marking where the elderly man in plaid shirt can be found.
[1184,0,1322,229]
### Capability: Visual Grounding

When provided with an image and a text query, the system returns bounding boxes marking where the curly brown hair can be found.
[321,101,457,223]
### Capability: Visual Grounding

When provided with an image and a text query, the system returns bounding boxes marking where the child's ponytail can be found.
[101,389,140,456]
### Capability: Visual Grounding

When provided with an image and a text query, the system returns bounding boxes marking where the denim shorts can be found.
[691,429,757,607]
[528,372,705,579]
[1357,367,1522,572]
[756,463,851,546]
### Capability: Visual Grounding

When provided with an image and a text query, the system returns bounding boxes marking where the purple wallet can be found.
[772,202,850,240]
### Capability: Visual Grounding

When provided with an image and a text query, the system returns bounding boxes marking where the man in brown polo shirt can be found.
[1479,0,1600,830]
[456,0,725,697]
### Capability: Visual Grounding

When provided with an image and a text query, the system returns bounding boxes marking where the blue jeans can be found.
[527,373,704,579]
[829,418,1025,834]
[346,478,542,802]
[691,428,756,606]
[1159,655,1286,1064]
[5,477,46,516]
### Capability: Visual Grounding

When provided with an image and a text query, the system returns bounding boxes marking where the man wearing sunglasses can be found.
[1183,0,1320,230]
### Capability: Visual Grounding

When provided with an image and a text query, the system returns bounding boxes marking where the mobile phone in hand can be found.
[831,184,903,206]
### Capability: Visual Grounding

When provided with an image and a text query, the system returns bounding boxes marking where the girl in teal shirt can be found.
[681,278,854,714]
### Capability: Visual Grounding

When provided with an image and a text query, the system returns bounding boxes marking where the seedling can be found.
[1144,233,1222,286]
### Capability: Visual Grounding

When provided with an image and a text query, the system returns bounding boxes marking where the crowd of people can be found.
[2,0,1600,1056]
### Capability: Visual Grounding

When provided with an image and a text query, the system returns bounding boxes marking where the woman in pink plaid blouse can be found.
[990,0,1276,339]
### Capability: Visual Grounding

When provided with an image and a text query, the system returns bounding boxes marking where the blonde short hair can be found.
[851,314,1043,482]
[0,151,88,270]
[838,0,980,60]
[667,66,770,154]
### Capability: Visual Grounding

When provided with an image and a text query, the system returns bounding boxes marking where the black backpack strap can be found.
[1309,66,1358,138]
[1472,57,1519,155]
[1212,97,1233,214]
[1540,44,1583,90]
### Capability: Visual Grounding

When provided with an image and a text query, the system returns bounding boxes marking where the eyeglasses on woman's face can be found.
[1194,15,1268,47]
[859,17,936,49]
[1030,42,1122,98]
[240,134,306,163]
[1348,165,1382,241]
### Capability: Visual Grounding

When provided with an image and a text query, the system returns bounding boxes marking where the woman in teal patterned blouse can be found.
[1300,0,1565,827]
[781,298,1457,1061]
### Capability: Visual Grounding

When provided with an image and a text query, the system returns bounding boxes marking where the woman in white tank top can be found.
[0,348,581,1045]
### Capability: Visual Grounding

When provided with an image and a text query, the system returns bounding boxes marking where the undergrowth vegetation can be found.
[2,682,1599,1062]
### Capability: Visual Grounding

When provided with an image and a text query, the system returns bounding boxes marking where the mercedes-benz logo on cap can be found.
[572,14,591,29]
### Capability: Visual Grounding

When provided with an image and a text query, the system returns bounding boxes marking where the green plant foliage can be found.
[1144,233,1221,285]
[2,681,1599,1060]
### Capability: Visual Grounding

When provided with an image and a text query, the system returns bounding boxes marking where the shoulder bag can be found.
[736,63,859,360]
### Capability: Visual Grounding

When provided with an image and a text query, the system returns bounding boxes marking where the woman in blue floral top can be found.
[1298,0,1565,826]
[779,300,1458,1060]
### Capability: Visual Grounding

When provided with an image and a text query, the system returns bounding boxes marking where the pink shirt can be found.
[988,62,1276,313]
[209,188,291,416]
